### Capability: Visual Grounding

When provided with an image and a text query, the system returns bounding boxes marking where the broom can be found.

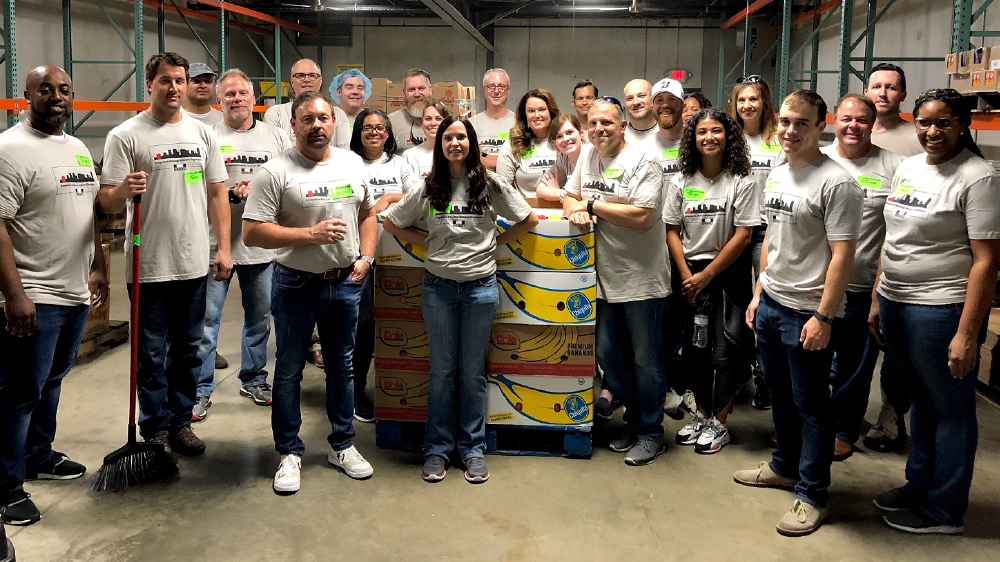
[93,194,177,492]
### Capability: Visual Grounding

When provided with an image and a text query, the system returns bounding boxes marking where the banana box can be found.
[374,320,430,372]
[494,271,596,325]
[487,324,595,377]
[374,266,424,321]
[496,210,595,272]
[375,213,428,267]
[374,369,429,422]
[486,374,594,428]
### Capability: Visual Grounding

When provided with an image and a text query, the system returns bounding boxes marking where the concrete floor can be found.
[7,251,1000,561]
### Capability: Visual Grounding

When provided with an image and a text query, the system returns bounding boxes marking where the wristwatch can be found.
[587,199,595,216]
[812,311,834,325]
[359,255,375,265]
[228,187,241,204]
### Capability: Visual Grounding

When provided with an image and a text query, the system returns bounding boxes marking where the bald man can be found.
[623,79,658,145]
[263,59,350,149]
[0,66,107,526]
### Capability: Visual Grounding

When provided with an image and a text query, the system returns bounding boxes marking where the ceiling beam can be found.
[720,0,777,31]
[418,0,495,52]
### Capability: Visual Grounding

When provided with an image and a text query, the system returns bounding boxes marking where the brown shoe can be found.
[145,434,170,450]
[833,438,854,461]
[776,499,827,537]
[215,354,229,369]
[169,426,206,457]
[312,349,324,368]
[734,461,797,491]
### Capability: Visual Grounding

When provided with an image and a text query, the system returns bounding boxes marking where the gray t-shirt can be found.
[879,149,1000,305]
[821,144,905,291]
[544,151,577,189]
[213,119,290,265]
[759,154,863,314]
[403,144,434,180]
[386,176,531,281]
[262,102,350,149]
[496,138,559,198]
[663,171,760,261]
[102,112,228,282]
[566,144,669,303]
[872,121,923,157]
[746,133,786,220]
[644,134,682,194]
[388,109,424,154]
[469,110,515,157]
[624,122,658,146]
[0,124,98,307]
[364,153,418,201]
[244,147,374,273]
[183,107,223,126]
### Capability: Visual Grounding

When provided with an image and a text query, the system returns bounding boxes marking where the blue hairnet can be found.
[329,69,372,103]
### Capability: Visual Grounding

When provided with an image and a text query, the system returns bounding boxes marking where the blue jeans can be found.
[127,276,208,438]
[598,296,668,438]
[196,262,273,397]
[878,295,983,527]
[830,290,880,443]
[421,272,497,460]
[0,303,88,495]
[354,272,375,405]
[755,291,837,508]
[271,265,362,455]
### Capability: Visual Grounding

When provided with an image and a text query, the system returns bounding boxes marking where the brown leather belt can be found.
[276,262,354,279]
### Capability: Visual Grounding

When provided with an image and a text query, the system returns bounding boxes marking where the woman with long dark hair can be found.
[870,89,1000,535]
[496,88,561,198]
[384,116,538,483]
[663,109,758,454]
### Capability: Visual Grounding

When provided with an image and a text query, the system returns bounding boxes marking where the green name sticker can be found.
[663,148,680,160]
[894,183,915,196]
[683,187,706,201]
[760,143,781,154]
[498,132,509,140]
[184,170,204,184]
[765,181,780,192]
[604,167,625,180]
[133,234,140,246]
[331,184,354,199]
[220,145,234,154]
[857,175,883,190]
[75,154,92,167]
[430,203,452,215]
[522,145,537,158]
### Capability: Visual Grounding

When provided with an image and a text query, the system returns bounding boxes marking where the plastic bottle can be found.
[693,312,709,348]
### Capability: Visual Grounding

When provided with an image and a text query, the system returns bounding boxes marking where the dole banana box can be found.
[486,374,594,428]
[374,368,429,422]
[494,270,596,325]
[487,324,595,377]
[374,266,424,321]
[376,213,427,267]
[374,319,430,372]
[496,210,595,273]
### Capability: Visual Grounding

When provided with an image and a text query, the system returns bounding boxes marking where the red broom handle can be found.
[129,195,141,427]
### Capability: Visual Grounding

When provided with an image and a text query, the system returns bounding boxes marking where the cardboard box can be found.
[958,50,973,73]
[487,324,595,377]
[432,81,466,100]
[374,319,430,372]
[496,210,595,273]
[385,82,406,112]
[375,214,427,268]
[465,86,476,100]
[985,69,998,92]
[362,78,389,112]
[951,72,973,93]
[946,52,959,74]
[972,69,985,90]
[494,270,596,325]
[486,373,594,428]
[374,369,429,422]
[374,266,425,321]
[83,243,111,338]
[972,47,991,71]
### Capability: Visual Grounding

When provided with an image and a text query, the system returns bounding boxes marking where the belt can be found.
[276,262,354,279]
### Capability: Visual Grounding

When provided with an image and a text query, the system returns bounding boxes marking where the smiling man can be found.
[388,69,432,153]
[469,68,515,171]
[263,58,352,148]
[330,69,371,147]
[864,63,923,157]
[182,62,222,126]
[623,79,658,145]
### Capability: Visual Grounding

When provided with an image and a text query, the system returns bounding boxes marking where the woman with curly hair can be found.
[496,89,561,198]
[663,108,759,454]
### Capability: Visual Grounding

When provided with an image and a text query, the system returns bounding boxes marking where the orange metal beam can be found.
[188,0,321,36]
[721,0,778,31]
[137,0,273,36]
[793,0,839,25]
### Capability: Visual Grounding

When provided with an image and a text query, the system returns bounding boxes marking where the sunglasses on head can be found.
[600,96,626,113]
[738,75,762,84]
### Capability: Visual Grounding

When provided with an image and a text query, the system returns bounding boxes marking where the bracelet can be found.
[812,311,834,325]
[587,198,595,216]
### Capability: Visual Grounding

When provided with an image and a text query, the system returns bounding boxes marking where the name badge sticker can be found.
[498,132,509,140]
[663,148,679,160]
[75,154,92,167]
[220,145,234,154]
[184,170,204,184]
[332,184,354,199]
[603,167,625,180]
[760,143,781,154]
[683,187,706,201]
[857,175,884,190]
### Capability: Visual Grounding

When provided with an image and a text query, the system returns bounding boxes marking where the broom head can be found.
[92,432,177,493]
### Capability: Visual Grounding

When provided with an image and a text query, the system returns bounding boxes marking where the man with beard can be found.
[623,79,658,145]
[388,69,432,154]
[0,65,108,526]
[264,59,348,149]
[182,62,223,126]
[244,91,377,494]
[330,69,371,142]
[864,63,923,157]
[469,68,515,171]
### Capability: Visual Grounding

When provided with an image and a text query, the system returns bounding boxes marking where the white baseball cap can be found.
[651,78,684,100]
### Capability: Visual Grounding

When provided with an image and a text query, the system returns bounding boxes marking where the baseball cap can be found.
[189,62,216,79]
[651,78,684,100]
[329,69,372,104]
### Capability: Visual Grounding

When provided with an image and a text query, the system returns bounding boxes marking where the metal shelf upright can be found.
[1,0,17,128]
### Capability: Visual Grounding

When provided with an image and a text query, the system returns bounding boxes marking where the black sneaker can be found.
[240,383,273,406]
[874,487,918,512]
[1,490,40,526]
[353,397,375,423]
[25,451,86,481]
[463,457,489,483]
[594,396,613,422]
[751,377,771,410]
[609,426,638,453]
[882,509,963,535]
[421,455,447,482]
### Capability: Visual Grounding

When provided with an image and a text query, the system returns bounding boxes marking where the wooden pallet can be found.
[77,320,128,359]
[374,419,592,458]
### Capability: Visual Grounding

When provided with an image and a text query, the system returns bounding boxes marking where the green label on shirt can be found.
[760,143,781,154]
[430,203,452,215]
[522,145,537,158]
[765,181,780,192]
[895,183,915,195]
[133,234,140,247]
[75,154,92,167]
[683,187,706,201]
[498,132,510,140]
[331,184,354,199]
[663,148,680,160]
[184,170,204,184]
[604,167,625,180]
[857,175,883,190]
[220,145,234,154]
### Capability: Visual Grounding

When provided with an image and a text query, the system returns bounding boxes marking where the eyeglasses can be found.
[484,84,510,93]
[292,73,321,80]
[361,124,387,133]
[738,75,762,84]
[914,117,958,131]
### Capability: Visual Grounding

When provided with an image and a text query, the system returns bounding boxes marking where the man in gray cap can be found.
[183,62,223,126]
[330,69,371,142]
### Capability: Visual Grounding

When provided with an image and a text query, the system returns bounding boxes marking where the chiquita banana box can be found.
[374,266,424,321]
[376,213,428,268]
[486,374,594,428]
[374,320,430,372]
[374,369,429,422]
[494,271,597,325]
[487,324,595,377]
[495,210,595,273]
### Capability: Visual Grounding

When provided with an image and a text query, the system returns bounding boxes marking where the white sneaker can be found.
[273,454,301,494]
[675,412,708,445]
[695,418,730,454]
[328,444,374,479]
[664,389,695,420]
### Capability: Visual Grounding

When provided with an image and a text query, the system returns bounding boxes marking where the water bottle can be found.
[693,311,709,349]
[325,201,343,221]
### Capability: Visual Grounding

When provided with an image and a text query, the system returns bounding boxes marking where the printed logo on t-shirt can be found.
[52,166,97,196]
[480,136,507,154]
[886,182,935,220]
[369,175,402,197]
[763,192,802,225]
[300,181,355,207]
[659,154,679,178]
[149,143,205,179]
[430,201,485,227]
[683,197,727,226]
[223,151,269,177]
[522,152,556,174]
[582,176,618,201]
[408,134,426,146]
[751,155,776,170]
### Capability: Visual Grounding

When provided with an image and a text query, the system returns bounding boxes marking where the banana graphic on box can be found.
[399,331,429,359]
[378,376,429,408]
[377,275,423,308]
[495,271,596,324]
[492,326,578,364]
[488,374,592,426]
[376,214,428,264]
[496,217,594,270]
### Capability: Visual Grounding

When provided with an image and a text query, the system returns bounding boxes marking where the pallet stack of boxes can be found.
[364,78,476,118]
[947,46,1000,94]
[371,208,598,456]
